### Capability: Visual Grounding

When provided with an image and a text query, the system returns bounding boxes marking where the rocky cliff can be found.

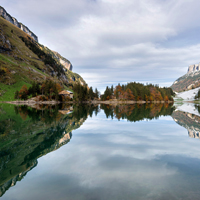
[40,46,73,71]
[0,6,74,72]
[171,63,200,92]
[52,51,73,71]
[188,63,200,74]
[0,6,38,42]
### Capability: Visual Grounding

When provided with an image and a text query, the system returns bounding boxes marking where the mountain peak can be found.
[188,63,200,74]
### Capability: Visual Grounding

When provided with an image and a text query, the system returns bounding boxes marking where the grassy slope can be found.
[0,16,86,101]
[0,17,49,100]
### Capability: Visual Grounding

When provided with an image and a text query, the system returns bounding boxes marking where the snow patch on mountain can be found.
[175,87,200,100]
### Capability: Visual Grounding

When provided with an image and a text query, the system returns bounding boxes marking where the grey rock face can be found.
[187,63,200,74]
[0,6,75,74]
[0,30,12,52]
[52,50,73,71]
[0,7,38,42]
[60,58,73,71]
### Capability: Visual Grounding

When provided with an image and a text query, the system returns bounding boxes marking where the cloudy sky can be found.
[1,0,200,92]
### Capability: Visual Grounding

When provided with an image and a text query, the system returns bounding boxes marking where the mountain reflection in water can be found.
[0,103,99,197]
[1,102,200,198]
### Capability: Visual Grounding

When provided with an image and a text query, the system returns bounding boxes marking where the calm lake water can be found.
[1,103,200,200]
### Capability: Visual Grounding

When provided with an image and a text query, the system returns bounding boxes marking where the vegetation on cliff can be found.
[171,71,200,93]
[19,36,65,77]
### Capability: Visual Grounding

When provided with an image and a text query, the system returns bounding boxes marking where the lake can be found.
[1,103,200,200]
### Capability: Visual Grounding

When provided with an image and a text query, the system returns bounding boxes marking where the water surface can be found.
[1,103,200,200]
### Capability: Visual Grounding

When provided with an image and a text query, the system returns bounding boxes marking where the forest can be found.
[14,81,100,102]
[14,80,174,102]
[101,82,175,101]
[14,79,63,101]
[73,83,99,101]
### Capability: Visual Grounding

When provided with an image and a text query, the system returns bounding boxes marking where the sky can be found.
[1,0,200,93]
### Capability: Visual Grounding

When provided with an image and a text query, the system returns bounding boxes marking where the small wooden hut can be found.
[59,90,73,99]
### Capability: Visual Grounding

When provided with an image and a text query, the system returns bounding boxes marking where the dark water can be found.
[1,103,200,200]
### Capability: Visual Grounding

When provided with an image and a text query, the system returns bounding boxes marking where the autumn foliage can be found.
[14,79,63,100]
[101,82,174,101]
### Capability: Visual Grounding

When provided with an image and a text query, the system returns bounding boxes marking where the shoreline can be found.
[88,100,173,105]
[0,99,174,105]
[0,100,61,105]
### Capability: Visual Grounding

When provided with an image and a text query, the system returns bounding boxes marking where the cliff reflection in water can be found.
[0,103,99,197]
[172,104,200,139]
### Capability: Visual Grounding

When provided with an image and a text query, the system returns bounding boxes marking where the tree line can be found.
[14,81,100,102]
[101,82,175,101]
[73,83,99,101]
[14,80,174,102]
[14,79,63,101]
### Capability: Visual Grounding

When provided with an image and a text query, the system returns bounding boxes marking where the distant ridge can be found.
[0,6,38,42]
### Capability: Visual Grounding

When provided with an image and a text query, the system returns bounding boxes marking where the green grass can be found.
[0,53,17,65]
[64,85,73,92]
[0,81,31,101]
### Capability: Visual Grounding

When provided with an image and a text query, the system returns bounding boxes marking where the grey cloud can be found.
[1,0,200,91]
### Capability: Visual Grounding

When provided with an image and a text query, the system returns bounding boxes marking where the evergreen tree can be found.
[89,87,94,100]
[111,85,114,95]
[95,88,99,98]
[14,90,19,100]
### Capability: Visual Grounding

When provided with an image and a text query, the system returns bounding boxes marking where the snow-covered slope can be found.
[175,87,200,100]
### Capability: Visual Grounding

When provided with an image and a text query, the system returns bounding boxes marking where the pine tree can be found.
[89,87,94,100]
[95,88,99,98]
[14,90,19,100]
